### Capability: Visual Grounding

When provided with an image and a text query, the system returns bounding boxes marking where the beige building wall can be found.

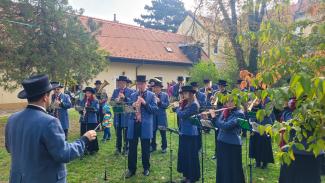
[177,15,226,67]
[0,62,190,105]
[90,62,191,97]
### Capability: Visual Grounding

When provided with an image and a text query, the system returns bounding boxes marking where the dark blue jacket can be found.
[172,83,181,99]
[153,91,169,128]
[176,101,200,136]
[5,105,87,183]
[79,98,99,124]
[281,109,324,155]
[214,109,245,145]
[111,87,133,127]
[196,91,207,110]
[51,93,72,130]
[127,90,158,139]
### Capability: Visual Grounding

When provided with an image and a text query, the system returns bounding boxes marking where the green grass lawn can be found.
[0,110,324,183]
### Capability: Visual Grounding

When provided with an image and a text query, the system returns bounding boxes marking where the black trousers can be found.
[151,128,167,150]
[115,126,128,152]
[128,123,150,173]
[214,129,219,155]
[80,123,99,153]
[63,129,68,141]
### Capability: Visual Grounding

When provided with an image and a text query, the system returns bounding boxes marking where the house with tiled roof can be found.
[0,15,208,105]
[79,16,208,95]
[177,12,227,67]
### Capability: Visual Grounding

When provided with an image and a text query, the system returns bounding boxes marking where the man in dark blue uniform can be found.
[5,75,96,183]
[111,76,134,155]
[172,76,184,100]
[150,80,169,153]
[125,75,158,178]
[199,79,214,109]
[49,82,72,140]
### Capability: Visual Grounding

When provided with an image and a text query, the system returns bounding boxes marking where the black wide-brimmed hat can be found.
[83,87,95,94]
[153,80,163,88]
[177,76,184,81]
[136,75,147,82]
[50,81,64,89]
[18,74,56,99]
[155,77,163,82]
[117,75,128,82]
[203,79,211,83]
[180,85,196,94]
[126,78,132,84]
[190,82,199,87]
[217,79,228,86]
[94,80,102,85]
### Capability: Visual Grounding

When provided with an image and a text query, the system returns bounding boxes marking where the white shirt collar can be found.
[28,104,47,112]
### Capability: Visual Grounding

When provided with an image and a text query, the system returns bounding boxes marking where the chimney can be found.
[179,42,203,63]
[113,14,117,22]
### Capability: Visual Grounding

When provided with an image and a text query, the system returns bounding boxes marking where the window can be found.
[165,47,173,53]
[213,39,219,54]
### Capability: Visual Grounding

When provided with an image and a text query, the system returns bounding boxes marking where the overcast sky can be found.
[68,0,196,25]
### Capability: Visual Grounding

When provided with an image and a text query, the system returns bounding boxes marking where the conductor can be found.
[5,75,97,183]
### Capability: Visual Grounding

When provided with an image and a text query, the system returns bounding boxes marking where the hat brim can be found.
[180,89,196,94]
[83,89,95,94]
[17,85,56,99]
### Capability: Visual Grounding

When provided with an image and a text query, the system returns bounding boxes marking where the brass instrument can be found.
[96,80,110,99]
[210,90,220,106]
[98,80,110,93]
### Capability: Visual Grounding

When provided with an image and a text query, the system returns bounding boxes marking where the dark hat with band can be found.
[83,87,95,94]
[117,75,128,82]
[180,85,196,94]
[177,76,184,81]
[217,79,228,86]
[18,74,56,99]
[136,75,147,82]
[94,80,102,85]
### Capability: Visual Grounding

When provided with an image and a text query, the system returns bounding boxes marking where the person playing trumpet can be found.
[202,99,245,183]
[176,85,201,183]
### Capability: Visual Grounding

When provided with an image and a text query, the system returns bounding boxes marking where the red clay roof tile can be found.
[79,16,208,65]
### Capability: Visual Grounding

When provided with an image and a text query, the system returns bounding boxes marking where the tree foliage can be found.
[0,0,108,90]
[134,0,187,32]
[189,59,238,86]
[221,2,325,164]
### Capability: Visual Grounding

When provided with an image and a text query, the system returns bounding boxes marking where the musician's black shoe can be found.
[143,169,150,176]
[211,155,216,160]
[161,148,167,154]
[261,162,268,169]
[125,170,135,178]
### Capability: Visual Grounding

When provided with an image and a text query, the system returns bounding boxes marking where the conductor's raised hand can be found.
[83,130,97,141]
